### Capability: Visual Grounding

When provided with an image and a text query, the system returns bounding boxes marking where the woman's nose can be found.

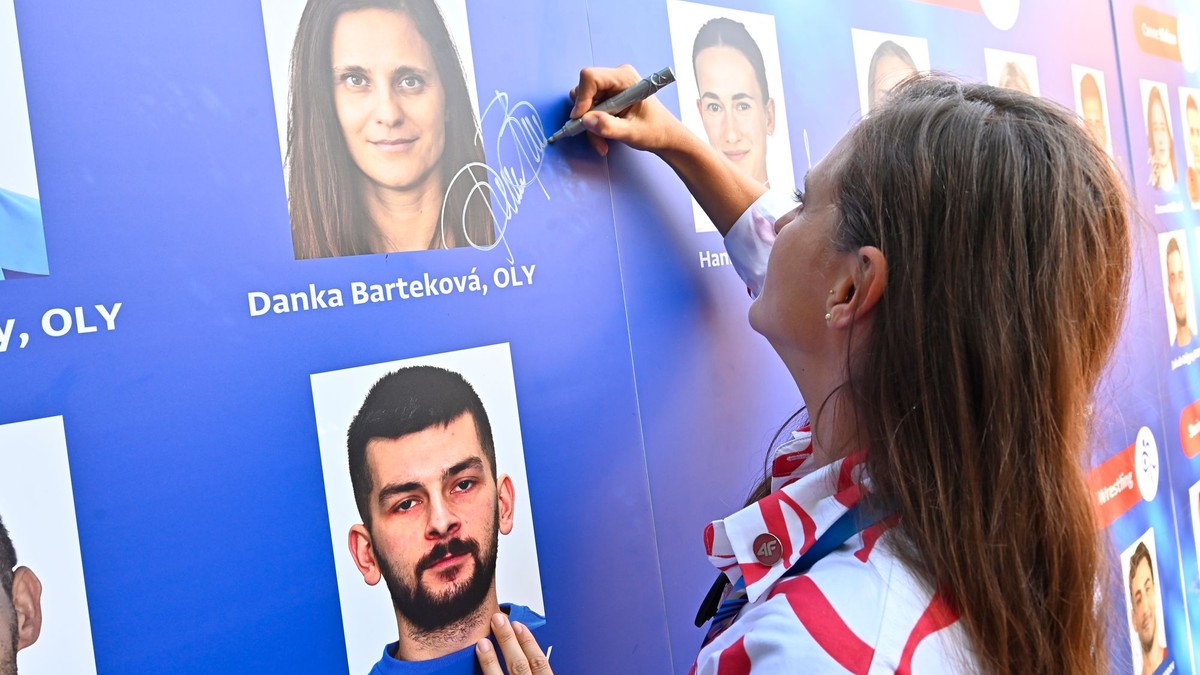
[372,88,405,127]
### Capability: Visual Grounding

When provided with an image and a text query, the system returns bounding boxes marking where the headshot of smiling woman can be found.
[866,40,917,112]
[287,0,493,259]
[691,17,775,186]
[1146,85,1178,192]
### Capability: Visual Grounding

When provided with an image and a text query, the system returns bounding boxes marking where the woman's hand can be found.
[567,64,766,232]
[568,65,691,157]
[475,612,553,675]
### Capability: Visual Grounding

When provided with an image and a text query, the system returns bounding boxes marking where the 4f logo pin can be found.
[752,533,783,566]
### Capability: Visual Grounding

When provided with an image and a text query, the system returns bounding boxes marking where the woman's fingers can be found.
[476,613,553,675]
[491,613,533,674]
[476,637,504,675]
[568,64,684,153]
[570,65,642,119]
[512,622,553,675]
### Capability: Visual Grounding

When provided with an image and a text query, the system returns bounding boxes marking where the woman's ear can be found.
[852,246,888,317]
[827,246,887,327]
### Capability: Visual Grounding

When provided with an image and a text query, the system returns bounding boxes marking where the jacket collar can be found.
[704,426,867,603]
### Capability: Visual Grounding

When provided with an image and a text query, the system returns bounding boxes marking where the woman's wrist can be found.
[654,124,713,173]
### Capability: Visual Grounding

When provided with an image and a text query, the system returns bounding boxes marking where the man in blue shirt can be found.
[346,367,544,674]
[0,188,47,281]
[0,515,42,675]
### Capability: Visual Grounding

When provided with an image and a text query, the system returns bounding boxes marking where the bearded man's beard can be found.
[378,511,500,633]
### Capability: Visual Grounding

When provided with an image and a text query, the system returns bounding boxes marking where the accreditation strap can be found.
[694,503,886,647]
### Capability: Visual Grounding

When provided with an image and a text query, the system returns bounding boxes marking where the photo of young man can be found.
[1160,231,1197,349]
[1122,533,1169,675]
[0,516,41,675]
[311,344,544,674]
[0,416,95,675]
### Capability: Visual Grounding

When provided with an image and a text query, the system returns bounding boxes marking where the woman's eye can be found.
[341,73,368,88]
[397,75,424,90]
[792,188,805,205]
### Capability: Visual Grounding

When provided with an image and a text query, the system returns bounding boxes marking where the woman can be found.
[690,17,776,186]
[286,0,493,258]
[478,68,1130,673]
[1146,86,1178,192]
[866,40,918,112]
[995,61,1032,95]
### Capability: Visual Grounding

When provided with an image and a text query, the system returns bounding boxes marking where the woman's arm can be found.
[569,65,768,235]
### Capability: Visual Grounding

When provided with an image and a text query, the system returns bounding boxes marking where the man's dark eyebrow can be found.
[377,481,423,507]
[375,457,486,507]
[445,457,484,479]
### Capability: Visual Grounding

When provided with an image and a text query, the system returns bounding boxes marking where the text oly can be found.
[42,304,122,337]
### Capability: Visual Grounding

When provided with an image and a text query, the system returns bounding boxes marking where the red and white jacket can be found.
[690,197,980,674]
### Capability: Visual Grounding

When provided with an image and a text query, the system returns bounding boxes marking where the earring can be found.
[829,289,835,295]
[824,312,832,322]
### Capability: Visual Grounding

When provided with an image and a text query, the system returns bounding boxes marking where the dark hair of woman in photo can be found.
[691,16,770,102]
[286,0,494,258]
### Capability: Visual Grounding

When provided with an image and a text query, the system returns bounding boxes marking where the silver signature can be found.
[441,91,549,262]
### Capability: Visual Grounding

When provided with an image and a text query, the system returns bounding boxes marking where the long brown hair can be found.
[761,76,1129,673]
[286,0,494,258]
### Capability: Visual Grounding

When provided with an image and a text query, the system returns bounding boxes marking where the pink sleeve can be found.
[723,192,793,298]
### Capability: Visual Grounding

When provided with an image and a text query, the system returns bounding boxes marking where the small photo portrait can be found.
[983,48,1040,97]
[1072,66,1113,157]
[850,29,931,115]
[310,343,544,673]
[1189,480,1200,582]
[1159,231,1197,349]
[665,0,796,233]
[1121,530,1169,675]
[0,0,47,281]
[261,0,494,259]
[1178,86,1200,207]
[1141,79,1179,193]
[0,416,96,675]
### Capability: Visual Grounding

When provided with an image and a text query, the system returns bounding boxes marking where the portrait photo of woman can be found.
[264,0,494,259]
[664,0,795,233]
[1072,66,1112,157]
[865,40,917,111]
[850,29,930,115]
[1142,81,1178,193]
[983,48,1040,97]
[1178,87,1200,206]
[0,0,48,281]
